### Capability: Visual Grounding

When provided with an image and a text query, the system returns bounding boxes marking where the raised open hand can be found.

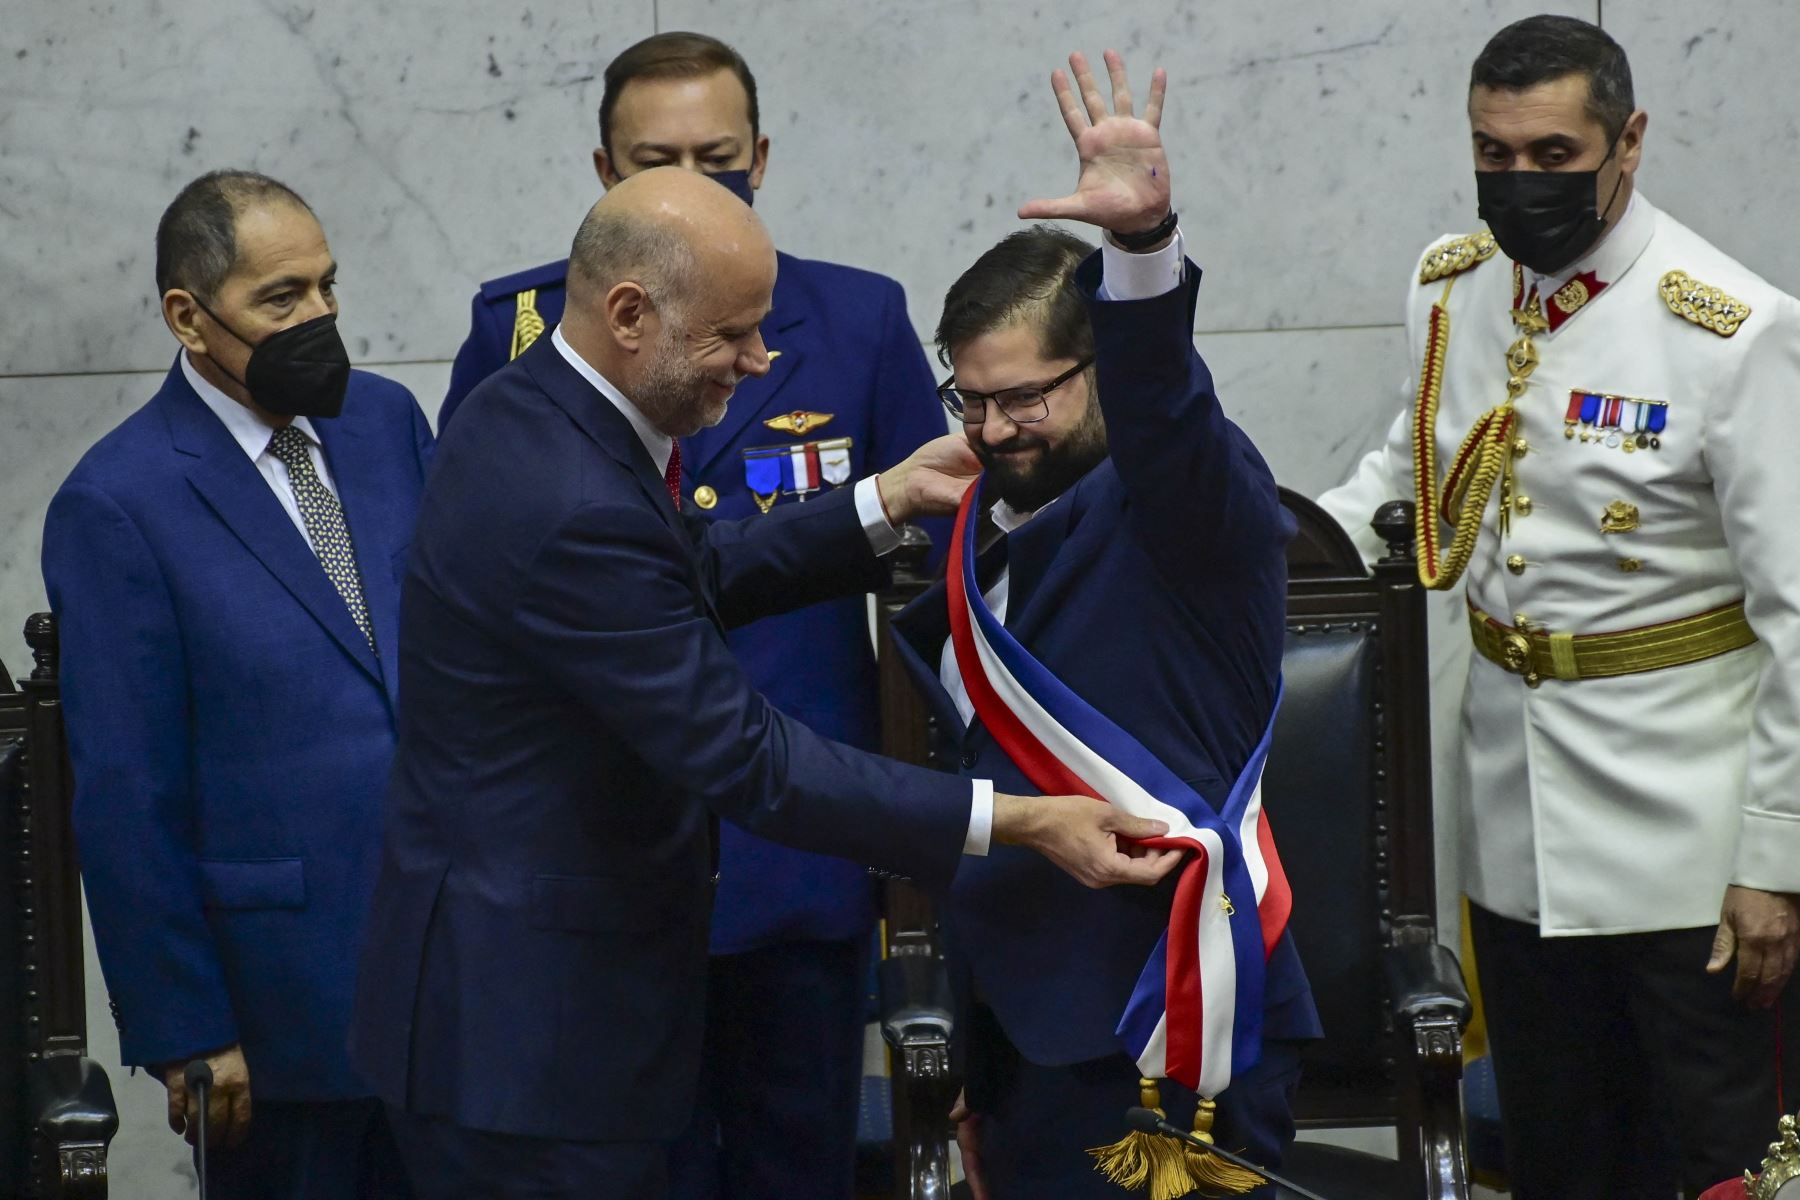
[1018,50,1172,237]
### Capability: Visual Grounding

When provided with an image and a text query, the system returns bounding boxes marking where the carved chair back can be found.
[0,616,117,1197]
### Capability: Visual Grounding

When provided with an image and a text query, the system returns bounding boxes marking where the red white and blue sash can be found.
[947,477,1291,1097]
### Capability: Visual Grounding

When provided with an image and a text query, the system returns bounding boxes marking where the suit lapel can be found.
[522,340,683,536]
[686,255,810,477]
[993,467,1108,647]
[315,417,402,708]
[521,340,727,630]
[162,369,384,687]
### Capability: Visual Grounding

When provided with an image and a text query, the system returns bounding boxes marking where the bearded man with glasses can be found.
[890,50,1319,1199]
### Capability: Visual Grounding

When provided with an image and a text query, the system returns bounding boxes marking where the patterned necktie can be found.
[664,440,683,508]
[267,425,376,653]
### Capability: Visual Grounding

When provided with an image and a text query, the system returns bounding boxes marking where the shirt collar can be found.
[991,496,1053,533]
[1525,190,1653,299]
[551,325,673,476]
[181,350,321,461]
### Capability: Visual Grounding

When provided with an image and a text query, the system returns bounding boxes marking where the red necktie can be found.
[664,441,683,508]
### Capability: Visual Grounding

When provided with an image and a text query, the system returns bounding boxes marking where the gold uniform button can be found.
[1512,436,1530,459]
[694,485,718,510]
[1617,557,1643,573]
[1514,495,1533,516]
[1506,554,1527,575]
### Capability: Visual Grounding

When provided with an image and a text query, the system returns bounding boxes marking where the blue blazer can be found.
[890,255,1321,1067]
[41,361,433,1100]
[349,336,972,1141]
[443,252,949,953]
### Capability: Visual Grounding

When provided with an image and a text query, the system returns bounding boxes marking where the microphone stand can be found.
[185,1059,214,1199]
[1124,1107,1336,1200]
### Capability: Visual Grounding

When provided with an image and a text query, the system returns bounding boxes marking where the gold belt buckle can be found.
[1496,627,1543,688]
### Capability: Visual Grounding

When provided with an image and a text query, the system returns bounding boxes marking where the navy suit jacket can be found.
[891,254,1321,1067]
[349,336,971,1141]
[443,252,948,953]
[41,361,433,1100]
[442,255,950,957]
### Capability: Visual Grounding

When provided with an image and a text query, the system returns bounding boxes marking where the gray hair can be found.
[567,205,699,320]
[154,170,312,300]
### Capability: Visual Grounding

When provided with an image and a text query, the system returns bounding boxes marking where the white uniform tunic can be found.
[1322,194,1800,935]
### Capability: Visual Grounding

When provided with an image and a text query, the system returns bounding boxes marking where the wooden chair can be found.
[1271,495,1470,1200]
[0,615,118,1197]
[871,528,959,1200]
[873,495,1471,1200]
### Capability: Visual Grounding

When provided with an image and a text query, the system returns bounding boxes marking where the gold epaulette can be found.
[1418,232,1499,284]
[1660,269,1752,337]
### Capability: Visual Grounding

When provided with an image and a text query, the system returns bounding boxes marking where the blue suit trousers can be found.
[387,1108,668,1200]
[205,1098,410,1199]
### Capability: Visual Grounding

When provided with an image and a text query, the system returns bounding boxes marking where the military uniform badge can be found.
[763,410,835,437]
[1564,391,1669,451]
[742,436,854,513]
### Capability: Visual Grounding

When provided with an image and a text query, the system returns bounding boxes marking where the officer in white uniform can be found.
[1322,16,1800,1196]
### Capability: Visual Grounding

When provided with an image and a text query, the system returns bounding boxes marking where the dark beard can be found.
[975,402,1108,513]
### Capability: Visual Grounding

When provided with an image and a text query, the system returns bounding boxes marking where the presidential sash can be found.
[946,476,1291,1099]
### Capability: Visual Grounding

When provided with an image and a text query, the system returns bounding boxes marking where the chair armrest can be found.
[879,953,958,1200]
[1381,932,1473,1200]
[1382,938,1472,1027]
[30,1055,116,1198]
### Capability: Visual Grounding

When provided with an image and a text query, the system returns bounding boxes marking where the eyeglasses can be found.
[937,358,1093,425]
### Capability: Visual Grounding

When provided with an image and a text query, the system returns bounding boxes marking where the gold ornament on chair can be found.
[1749,1114,1800,1199]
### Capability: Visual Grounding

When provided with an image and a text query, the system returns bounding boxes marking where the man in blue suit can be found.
[887,55,1320,1197]
[42,170,430,1197]
[351,166,1177,1199]
[439,31,951,1198]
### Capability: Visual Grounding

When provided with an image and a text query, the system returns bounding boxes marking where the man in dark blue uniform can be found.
[438,31,948,1200]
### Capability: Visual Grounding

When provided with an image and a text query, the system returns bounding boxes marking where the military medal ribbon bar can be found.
[742,436,854,512]
[946,476,1290,1097]
[1566,390,1669,450]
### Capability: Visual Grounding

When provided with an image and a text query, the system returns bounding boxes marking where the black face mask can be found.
[194,300,352,418]
[706,169,756,207]
[1475,141,1625,275]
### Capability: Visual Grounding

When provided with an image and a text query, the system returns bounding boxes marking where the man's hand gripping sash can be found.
[946,478,1290,1194]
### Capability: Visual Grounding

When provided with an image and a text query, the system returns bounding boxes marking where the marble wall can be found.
[3,1,1795,1192]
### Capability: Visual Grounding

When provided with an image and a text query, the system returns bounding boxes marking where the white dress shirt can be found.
[548,326,998,854]
[182,351,337,555]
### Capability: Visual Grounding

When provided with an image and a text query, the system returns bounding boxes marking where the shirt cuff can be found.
[1098,227,1185,301]
[964,779,995,856]
[855,476,902,556]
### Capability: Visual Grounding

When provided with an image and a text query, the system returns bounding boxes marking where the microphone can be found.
[184,1058,214,1197]
[1123,1107,1337,1200]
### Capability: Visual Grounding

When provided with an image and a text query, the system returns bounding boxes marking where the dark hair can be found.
[1470,15,1635,141]
[153,170,312,300]
[935,226,1095,368]
[598,32,760,160]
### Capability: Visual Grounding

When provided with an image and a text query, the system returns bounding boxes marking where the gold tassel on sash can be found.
[1088,1079,1264,1198]
[1184,1099,1267,1195]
